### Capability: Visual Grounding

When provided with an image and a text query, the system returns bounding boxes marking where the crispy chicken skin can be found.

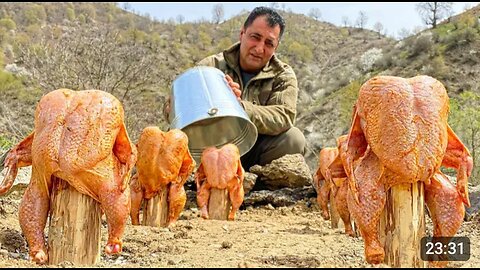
[314,135,354,237]
[328,135,355,237]
[313,147,338,220]
[0,89,137,264]
[129,127,195,226]
[345,76,472,264]
[194,144,244,220]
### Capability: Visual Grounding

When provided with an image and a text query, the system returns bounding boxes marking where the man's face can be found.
[239,15,281,73]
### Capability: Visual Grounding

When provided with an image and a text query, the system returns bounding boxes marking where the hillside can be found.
[1,3,479,182]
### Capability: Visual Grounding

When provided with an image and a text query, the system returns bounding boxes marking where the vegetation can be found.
[416,2,453,29]
[16,24,164,100]
[336,79,363,129]
[449,91,480,185]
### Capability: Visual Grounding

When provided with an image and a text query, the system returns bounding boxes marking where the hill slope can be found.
[1,3,479,181]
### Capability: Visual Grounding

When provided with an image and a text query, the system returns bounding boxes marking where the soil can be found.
[0,170,479,268]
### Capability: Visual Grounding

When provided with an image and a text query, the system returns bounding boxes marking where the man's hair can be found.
[243,6,285,40]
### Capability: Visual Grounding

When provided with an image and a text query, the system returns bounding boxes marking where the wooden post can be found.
[208,188,231,220]
[48,177,102,265]
[329,191,341,229]
[379,182,426,268]
[142,187,168,227]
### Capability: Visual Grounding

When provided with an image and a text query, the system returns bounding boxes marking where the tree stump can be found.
[142,186,168,227]
[208,188,231,220]
[379,182,426,268]
[48,177,102,265]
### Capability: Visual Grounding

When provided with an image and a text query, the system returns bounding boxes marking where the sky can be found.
[123,2,478,39]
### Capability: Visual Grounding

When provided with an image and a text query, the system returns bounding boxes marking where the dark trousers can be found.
[240,127,306,171]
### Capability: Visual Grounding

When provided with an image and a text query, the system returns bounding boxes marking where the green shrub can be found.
[0,70,24,94]
[0,135,14,150]
[421,56,448,79]
[433,23,455,38]
[454,14,477,30]
[449,91,480,185]
[445,27,480,50]
[66,7,75,21]
[0,18,16,30]
[337,79,363,127]
[216,37,232,52]
[286,41,313,64]
[77,14,86,24]
[375,51,394,69]
[23,4,46,25]
[410,34,434,57]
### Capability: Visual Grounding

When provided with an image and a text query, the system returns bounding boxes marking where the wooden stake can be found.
[142,187,168,227]
[48,177,102,265]
[379,182,426,268]
[208,188,230,220]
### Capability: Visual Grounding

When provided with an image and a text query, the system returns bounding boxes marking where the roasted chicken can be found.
[0,89,137,264]
[314,135,354,237]
[130,127,195,226]
[345,76,472,264]
[194,144,244,220]
[313,147,338,220]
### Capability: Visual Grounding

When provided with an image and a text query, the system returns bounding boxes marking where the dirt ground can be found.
[0,175,479,268]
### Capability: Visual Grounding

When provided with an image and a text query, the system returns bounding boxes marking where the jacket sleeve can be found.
[241,68,298,136]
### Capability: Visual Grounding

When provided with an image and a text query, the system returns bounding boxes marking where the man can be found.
[165,6,305,171]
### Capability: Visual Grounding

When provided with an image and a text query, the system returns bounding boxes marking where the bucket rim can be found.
[173,66,225,84]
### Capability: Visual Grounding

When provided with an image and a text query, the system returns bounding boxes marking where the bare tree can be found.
[16,24,163,102]
[212,3,224,24]
[176,14,185,24]
[308,8,322,21]
[0,101,31,142]
[416,2,453,28]
[341,16,350,27]
[355,11,368,29]
[373,22,384,37]
[397,27,412,39]
[122,2,131,12]
[269,2,280,9]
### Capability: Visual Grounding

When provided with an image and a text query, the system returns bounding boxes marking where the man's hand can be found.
[225,74,241,101]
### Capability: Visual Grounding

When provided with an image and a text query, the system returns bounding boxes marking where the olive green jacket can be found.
[197,42,299,136]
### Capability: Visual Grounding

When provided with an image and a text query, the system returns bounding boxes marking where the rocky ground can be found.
[0,164,479,268]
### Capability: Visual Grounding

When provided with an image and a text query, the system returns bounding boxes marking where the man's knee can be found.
[252,127,306,167]
[281,127,306,155]
[256,127,306,167]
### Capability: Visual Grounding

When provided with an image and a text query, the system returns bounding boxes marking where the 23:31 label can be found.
[420,237,470,261]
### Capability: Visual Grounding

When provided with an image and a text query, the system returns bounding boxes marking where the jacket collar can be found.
[223,42,285,78]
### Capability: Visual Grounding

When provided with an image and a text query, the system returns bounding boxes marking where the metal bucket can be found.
[169,66,258,164]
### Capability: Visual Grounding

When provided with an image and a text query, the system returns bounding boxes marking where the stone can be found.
[249,154,312,190]
[243,172,257,194]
